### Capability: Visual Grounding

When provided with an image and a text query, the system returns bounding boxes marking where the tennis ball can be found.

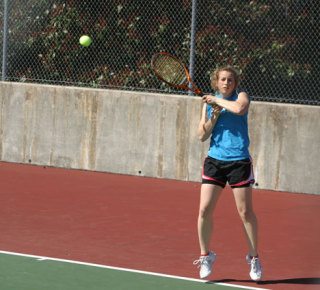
[79,35,92,47]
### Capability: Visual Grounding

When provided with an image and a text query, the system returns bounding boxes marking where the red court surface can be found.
[0,161,319,290]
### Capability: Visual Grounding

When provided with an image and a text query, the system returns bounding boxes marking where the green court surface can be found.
[0,252,267,290]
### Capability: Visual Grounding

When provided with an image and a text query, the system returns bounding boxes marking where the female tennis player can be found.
[193,66,263,281]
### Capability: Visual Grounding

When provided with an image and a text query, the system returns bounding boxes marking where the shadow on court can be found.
[211,277,320,286]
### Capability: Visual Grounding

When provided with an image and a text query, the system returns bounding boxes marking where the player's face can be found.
[217,71,236,97]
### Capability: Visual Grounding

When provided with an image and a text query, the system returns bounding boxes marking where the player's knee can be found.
[199,206,212,219]
[238,208,254,222]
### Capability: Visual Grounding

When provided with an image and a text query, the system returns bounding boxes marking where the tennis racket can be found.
[151,52,203,95]
[151,52,220,111]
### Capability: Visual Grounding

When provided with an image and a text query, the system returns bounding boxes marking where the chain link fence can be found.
[1,0,319,105]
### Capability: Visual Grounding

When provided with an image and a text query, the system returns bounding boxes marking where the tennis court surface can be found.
[0,161,319,290]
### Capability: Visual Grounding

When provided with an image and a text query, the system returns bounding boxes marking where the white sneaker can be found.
[246,254,263,281]
[193,251,216,279]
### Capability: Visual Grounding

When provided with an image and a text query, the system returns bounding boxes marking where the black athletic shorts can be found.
[202,156,255,188]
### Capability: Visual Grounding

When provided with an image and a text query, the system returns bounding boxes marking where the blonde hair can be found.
[210,66,240,91]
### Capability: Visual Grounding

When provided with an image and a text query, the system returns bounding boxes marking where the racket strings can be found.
[153,56,186,85]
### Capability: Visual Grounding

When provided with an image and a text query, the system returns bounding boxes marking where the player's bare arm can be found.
[197,103,221,142]
[203,92,250,115]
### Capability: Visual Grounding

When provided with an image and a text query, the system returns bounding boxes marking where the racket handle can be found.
[200,94,219,109]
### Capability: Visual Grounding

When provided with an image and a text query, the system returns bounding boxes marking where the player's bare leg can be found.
[232,186,262,281]
[232,186,258,255]
[194,184,223,278]
[197,184,223,255]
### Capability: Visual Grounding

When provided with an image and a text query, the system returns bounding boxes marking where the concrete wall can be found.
[0,82,319,194]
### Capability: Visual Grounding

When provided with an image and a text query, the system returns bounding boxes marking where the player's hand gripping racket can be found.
[151,52,220,112]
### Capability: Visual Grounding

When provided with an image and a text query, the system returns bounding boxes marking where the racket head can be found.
[151,52,202,95]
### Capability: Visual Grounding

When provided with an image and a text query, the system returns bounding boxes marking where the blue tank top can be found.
[207,91,250,161]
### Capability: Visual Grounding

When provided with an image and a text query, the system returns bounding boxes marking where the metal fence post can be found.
[188,0,197,96]
[2,0,9,81]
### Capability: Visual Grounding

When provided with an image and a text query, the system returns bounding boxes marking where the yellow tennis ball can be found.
[79,35,92,47]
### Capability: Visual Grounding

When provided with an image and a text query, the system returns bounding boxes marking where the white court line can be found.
[0,250,269,290]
